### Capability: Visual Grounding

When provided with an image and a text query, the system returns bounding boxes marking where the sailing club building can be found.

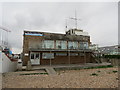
[22,29,95,66]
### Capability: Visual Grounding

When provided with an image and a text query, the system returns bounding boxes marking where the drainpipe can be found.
[68,49,70,69]
[50,51,51,66]
[84,46,86,65]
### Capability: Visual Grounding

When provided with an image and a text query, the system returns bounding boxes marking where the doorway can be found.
[30,52,40,65]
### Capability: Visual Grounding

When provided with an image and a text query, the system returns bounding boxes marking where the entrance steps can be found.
[29,66,57,75]
[45,67,56,75]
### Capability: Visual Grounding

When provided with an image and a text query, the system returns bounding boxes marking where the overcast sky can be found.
[0,2,118,53]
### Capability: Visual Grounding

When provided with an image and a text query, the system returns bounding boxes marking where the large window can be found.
[42,53,54,59]
[56,53,67,56]
[56,40,67,49]
[79,42,88,49]
[42,40,54,49]
[68,41,78,49]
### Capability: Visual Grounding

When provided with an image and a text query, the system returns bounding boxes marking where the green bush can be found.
[84,65,113,69]
[104,55,120,59]
[112,70,118,73]
[90,73,98,76]
[20,73,48,75]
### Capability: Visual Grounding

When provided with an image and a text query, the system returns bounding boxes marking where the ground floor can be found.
[2,67,118,88]
[23,50,94,66]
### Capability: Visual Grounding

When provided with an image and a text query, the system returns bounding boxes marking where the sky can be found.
[0,2,118,53]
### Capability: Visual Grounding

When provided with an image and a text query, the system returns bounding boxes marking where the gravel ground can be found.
[2,67,118,88]
[0,74,2,89]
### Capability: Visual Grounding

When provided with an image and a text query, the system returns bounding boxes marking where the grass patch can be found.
[112,70,118,73]
[84,65,113,69]
[90,73,98,76]
[54,67,81,71]
[55,65,113,72]
[19,73,48,75]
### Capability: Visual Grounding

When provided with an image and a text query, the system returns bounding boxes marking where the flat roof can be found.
[24,30,90,41]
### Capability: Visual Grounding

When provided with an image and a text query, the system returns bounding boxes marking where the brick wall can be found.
[23,31,93,66]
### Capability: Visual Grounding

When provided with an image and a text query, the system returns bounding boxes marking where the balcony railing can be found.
[29,47,92,52]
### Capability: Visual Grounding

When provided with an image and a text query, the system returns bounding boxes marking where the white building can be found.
[66,29,89,36]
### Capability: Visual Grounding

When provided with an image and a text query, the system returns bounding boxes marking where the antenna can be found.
[0,26,11,32]
[70,10,81,29]
[65,18,68,32]
[0,26,11,48]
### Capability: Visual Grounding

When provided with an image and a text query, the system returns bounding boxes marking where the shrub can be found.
[112,70,118,73]
[104,55,120,59]
[20,73,48,75]
[90,73,98,76]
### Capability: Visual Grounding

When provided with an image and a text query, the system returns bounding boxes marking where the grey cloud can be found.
[0,2,118,53]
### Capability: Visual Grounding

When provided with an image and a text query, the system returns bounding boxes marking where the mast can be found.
[0,26,11,48]
[70,10,81,29]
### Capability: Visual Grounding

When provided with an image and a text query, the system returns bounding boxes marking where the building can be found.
[98,45,120,55]
[22,29,95,66]
[89,44,98,51]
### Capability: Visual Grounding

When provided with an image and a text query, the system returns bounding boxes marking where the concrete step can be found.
[45,67,56,75]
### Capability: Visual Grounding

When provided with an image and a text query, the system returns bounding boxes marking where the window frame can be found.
[42,40,54,49]
[56,40,67,49]
[42,53,54,59]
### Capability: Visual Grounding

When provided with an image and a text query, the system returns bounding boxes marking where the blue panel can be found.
[25,33,43,36]
[9,50,12,55]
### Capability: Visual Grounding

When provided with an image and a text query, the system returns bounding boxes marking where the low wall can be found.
[100,58,119,66]
[110,59,119,66]
[0,51,2,73]
[0,52,17,73]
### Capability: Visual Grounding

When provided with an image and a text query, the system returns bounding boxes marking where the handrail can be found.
[5,54,17,62]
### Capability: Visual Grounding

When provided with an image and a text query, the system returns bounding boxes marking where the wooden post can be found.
[50,51,51,66]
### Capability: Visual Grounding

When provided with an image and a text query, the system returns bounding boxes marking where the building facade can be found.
[98,45,120,55]
[23,29,95,66]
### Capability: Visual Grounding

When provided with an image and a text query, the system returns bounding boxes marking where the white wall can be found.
[0,52,17,73]
[0,51,2,73]
[74,31,89,36]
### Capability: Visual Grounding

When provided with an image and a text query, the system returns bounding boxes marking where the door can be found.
[30,52,40,65]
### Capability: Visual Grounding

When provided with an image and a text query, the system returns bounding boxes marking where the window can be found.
[35,53,39,59]
[79,42,84,49]
[31,53,34,59]
[79,42,88,49]
[42,53,54,59]
[56,53,67,56]
[42,40,54,49]
[30,53,40,59]
[68,41,78,49]
[83,42,88,49]
[56,40,67,49]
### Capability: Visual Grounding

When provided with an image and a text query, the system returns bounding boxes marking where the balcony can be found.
[29,47,92,52]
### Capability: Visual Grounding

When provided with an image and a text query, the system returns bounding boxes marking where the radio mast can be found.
[0,26,11,47]
[65,18,68,32]
[70,10,81,29]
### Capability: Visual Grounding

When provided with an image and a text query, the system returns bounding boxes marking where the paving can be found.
[31,63,111,75]
[2,67,118,88]
[45,67,56,75]
[32,62,111,70]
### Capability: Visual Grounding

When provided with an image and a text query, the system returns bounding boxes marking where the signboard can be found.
[24,53,29,56]
[25,32,43,36]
